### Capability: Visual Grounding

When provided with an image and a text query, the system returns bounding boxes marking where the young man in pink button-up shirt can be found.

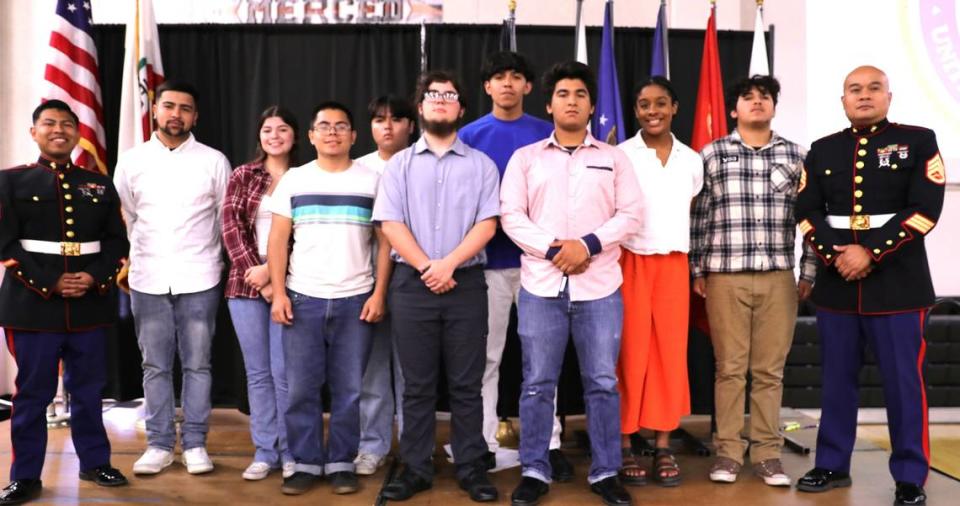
[500,61,641,506]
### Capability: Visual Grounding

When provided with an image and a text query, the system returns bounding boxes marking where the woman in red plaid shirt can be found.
[221,105,300,481]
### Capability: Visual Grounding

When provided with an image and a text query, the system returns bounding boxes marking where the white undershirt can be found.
[255,194,273,258]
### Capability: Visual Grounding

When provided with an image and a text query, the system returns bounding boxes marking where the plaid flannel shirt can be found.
[690,130,816,283]
[222,162,271,299]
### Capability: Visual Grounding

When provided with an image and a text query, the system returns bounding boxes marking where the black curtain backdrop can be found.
[90,23,763,414]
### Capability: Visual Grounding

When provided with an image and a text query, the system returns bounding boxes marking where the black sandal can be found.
[618,449,647,486]
[652,448,681,487]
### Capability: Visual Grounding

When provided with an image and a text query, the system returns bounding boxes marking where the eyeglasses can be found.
[312,122,352,135]
[423,90,460,103]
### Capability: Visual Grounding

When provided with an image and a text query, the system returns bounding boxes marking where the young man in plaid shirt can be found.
[690,75,816,487]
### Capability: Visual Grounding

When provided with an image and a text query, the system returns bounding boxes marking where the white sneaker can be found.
[354,453,385,476]
[182,447,214,475]
[242,461,272,481]
[282,461,296,479]
[133,447,174,475]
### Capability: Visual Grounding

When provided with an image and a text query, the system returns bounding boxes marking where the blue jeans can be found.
[227,297,293,466]
[130,285,220,451]
[359,315,405,457]
[517,287,623,484]
[282,290,374,476]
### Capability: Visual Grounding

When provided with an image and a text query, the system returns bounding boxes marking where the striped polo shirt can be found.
[271,160,380,298]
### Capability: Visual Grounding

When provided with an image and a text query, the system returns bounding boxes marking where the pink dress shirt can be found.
[500,133,642,301]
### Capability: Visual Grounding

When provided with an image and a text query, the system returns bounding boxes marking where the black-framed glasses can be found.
[423,90,459,103]
[312,122,352,135]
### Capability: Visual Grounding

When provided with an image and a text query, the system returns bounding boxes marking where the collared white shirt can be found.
[114,133,231,295]
[618,132,703,254]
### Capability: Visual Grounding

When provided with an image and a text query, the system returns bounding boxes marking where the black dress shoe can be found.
[549,449,574,482]
[79,466,129,487]
[381,468,432,501]
[796,467,852,492]
[459,470,498,502]
[590,476,632,506]
[0,480,42,505]
[895,482,926,505]
[511,477,549,506]
[482,451,496,471]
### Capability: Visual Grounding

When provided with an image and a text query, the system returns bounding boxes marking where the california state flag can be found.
[118,0,164,154]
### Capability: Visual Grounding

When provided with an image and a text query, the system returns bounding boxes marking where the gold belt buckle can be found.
[850,214,871,231]
[60,241,81,256]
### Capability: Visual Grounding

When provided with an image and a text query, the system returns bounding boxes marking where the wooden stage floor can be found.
[0,406,957,505]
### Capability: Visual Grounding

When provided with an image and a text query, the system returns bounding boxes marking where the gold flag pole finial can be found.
[757,0,764,6]
[508,0,516,14]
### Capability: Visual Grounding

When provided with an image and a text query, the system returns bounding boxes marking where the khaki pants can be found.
[705,270,797,464]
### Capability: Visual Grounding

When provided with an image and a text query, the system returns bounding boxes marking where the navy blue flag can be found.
[651,0,670,77]
[592,0,625,145]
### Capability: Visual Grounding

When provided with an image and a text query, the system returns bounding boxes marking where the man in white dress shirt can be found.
[113,81,231,477]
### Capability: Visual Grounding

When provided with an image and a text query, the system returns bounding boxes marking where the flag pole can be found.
[508,0,517,51]
[574,0,585,59]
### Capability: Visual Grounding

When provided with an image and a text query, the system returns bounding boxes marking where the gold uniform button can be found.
[826,254,833,259]
[811,236,816,241]
[32,196,39,201]
[856,161,865,169]
[16,271,22,276]
[854,204,863,212]
[899,231,906,237]
[50,162,57,169]
[62,183,70,189]
[58,173,65,180]
[886,240,894,245]
[871,125,878,132]
[873,248,881,254]
[64,194,72,200]
[100,284,106,289]
[65,218,74,225]
[855,190,863,198]
[92,198,99,203]
[825,169,832,175]
[860,138,868,145]
[65,206,73,213]
[65,231,75,238]
[42,287,48,293]
[28,279,34,285]
[858,149,867,156]
[855,175,863,184]
[891,164,898,170]
[817,245,823,250]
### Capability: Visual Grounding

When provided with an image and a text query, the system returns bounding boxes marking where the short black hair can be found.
[726,74,781,112]
[367,95,417,124]
[414,69,467,109]
[632,76,679,105]
[33,99,79,124]
[155,80,200,107]
[541,61,597,106]
[311,101,354,129]
[480,51,536,83]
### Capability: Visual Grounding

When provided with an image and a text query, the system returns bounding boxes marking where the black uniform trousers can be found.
[389,264,488,482]
[6,327,110,480]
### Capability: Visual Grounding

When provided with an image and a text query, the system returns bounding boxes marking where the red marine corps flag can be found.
[690,0,727,152]
[118,0,165,154]
[42,0,108,174]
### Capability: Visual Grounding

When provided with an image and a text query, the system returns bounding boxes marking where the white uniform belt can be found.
[20,239,101,256]
[826,214,895,230]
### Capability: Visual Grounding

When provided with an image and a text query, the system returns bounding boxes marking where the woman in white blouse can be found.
[615,77,704,488]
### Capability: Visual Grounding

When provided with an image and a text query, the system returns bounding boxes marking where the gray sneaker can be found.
[709,456,742,483]
[754,458,791,486]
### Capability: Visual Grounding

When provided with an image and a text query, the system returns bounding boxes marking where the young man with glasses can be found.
[374,71,501,503]
[268,102,391,497]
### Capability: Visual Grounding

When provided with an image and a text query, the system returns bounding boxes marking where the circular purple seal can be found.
[920,0,960,103]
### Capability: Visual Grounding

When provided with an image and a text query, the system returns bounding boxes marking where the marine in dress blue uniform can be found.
[0,101,129,505]
[795,66,943,506]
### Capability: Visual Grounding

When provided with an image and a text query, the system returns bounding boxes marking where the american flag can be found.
[42,0,107,174]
